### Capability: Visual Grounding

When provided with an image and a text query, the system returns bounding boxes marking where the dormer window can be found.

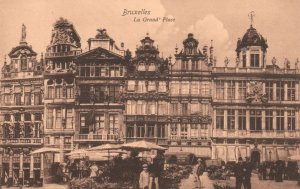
[149,63,155,71]
[250,54,260,67]
[21,55,27,71]
[138,63,146,71]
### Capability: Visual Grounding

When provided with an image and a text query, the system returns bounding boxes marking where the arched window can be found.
[138,63,146,71]
[148,63,155,71]
[21,55,27,71]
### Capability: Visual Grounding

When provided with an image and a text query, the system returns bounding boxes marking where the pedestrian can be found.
[275,161,283,182]
[234,157,246,189]
[139,164,150,189]
[149,150,165,189]
[195,158,205,188]
[244,157,253,189]
[129,150,142,189]
[90,162,99,180]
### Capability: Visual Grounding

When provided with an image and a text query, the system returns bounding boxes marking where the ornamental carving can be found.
[246,81,268,103]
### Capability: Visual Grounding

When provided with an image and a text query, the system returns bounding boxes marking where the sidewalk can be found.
[180,172,214,189]
[0,184,68,189]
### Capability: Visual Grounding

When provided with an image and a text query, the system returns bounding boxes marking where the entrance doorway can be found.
[251,150,260,168]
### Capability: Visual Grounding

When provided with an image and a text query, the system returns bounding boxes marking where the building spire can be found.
[20,24,27,45]
[248,11,255,27]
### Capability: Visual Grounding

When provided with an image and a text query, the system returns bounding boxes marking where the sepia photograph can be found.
[0,0,300,188]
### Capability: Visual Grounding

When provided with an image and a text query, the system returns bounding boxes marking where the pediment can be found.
[8,45,37,58]
[76,47,124,61]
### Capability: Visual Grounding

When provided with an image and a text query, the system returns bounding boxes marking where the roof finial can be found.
[20,24,27,45]
[248,11,255,27]
[4,55,7,64]
[175,44,178,54]
[146,32,149,36]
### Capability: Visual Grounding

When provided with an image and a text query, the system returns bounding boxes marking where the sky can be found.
[0,0,300,68]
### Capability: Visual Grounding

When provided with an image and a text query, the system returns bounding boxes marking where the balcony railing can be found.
[213,67,299,75]
[45,50,82,58]
[74,134,119,141]
[0,138,43,145]
[212,129,300,138]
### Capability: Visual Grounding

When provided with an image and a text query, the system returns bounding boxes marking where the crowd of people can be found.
[51,150,165,189]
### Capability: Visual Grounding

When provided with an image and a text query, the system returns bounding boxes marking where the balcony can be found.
[45,50,81,58]
[74,134,120,142]
[0,138,43,146]
[212,129,300,139]
[213,67,299,75]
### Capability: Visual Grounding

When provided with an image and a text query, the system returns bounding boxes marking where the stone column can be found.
[296,82,299,101]
[262,82,266,95]
[235,146,240,162]
[8,152,13,187]
[235,110,238,135]
[246,110,250,131]
[224,82,228,100]
[211,145,216,159]
[262,110,266,134]
[40,153,44,185]
[273,111,277,131]
[133,123,137,138]
[60,136,64,163]
[19,151,24,185]
[284,110,288,131]
[30,154,34,186]
[273,82,276,100]
[224,110,228,130]
[224,145,228,163]
[284,83,288,101]
[235,82,239,100]
[144,123,148,138]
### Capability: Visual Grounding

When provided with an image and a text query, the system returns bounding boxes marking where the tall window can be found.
[265,82,273,101]
[227,109,235,130]
[109,114,118,134]
[265,110,273,130]
[201,82,210,96]
[147,125,154,137]
[170,103,178,116]
[147,101,156,114]
[191,60,198,70]
[137,100,145,114]
[95,65,106,77]
[242,54,246,67]
[157,124,165,138]
[148,81,156,92]
[276,82,284,101]
[276,110,284,131]
[171,124,177,136]
[24,91,31,105]
[126,125,134,138]
[158,81,167,92]
[182,103,188,115]
[181,82,189,95]
[191,81,198,95]
[287,110,295,131]
[190,124,198,139]
[79,63,91,77]
[94,85,106,103]
[138,63,146,71]
[21,55,27,71]
[216,110,224,129]
[34,92,42,105]
[238,110,246,130]
[95,114,105,133]
[250,54,259,67]
[80,115,88,134]
[181,60,188,70]
[66,87,74,99]
[15,93,22,105]
[55,86,62,98]
[80,85,90,103]
[238,81,247,100]
[216,80,225,99]
[158,101,167,115]
[148,63,155,71]
[250,110,261,131]
[127,81,136,91]
[47,109,53,129]
[227,81,235,100]
[66,109,73,129]
[180,124,188,139]
[287,81,296,101]
[137,125,145,137]
[55,109,62,129]
[138,81,146,93]
[108,86,120,102]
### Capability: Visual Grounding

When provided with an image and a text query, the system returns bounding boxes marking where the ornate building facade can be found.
[74,28,127,148]
[43,18,81,163]
[211,23,300,164]
[1,16,300,186]
[168,33,213,157]
[123,35,169,145]
[0,25,44,186]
